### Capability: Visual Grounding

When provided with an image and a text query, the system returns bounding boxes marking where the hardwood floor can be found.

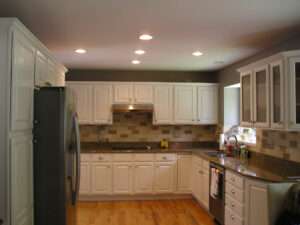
[76,199,215,225]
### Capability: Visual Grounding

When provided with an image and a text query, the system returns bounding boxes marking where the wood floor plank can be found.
[76,199,214,225]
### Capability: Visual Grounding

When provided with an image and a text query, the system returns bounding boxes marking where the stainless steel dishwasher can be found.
[209,163,225,225]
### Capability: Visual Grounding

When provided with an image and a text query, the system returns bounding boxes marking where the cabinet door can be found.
[79,163,91,195]
[113,163,133,194]
[93,84,113,124]
[174,86,197,124]
[154,162,176,193]
[289,57,300,129]
[133,163,154,194]
[134,84,153,104]
[245,179,268,225]
[197,86,218,124]
[270,60,284,129]
[191,161,203,202]
[35,51,48,87]
[153,85,173,124]
[11,134,33,225]
[47,61,58,86]
[253,65,270,128]
[113,83,133,103]
[177,155,192,193]
[240,72,253,127]
[91,163,112,194]
[202,170,210,210]
[11,32,35,131]
[68,83,93,124]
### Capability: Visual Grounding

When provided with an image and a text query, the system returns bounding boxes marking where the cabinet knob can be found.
[162,157,167,160]
[98,156,103,160]
[231,190,235,195]
[231,203,235,208]
[231,178,235,182]
[231,216,235,221]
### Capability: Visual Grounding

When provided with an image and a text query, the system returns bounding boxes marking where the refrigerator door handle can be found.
[72,113,81,205]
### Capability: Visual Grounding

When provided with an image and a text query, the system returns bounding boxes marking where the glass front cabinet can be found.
[239,50,300,130]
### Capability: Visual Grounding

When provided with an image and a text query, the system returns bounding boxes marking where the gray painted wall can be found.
[66,70,218,83]
[217,32,300,123]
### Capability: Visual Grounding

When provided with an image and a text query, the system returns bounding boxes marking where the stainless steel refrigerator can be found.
[34,87,81,225]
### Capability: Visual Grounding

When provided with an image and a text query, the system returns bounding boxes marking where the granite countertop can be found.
[80,142,300,183]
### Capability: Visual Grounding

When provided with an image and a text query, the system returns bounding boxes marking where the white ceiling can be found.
[1,0,300,71]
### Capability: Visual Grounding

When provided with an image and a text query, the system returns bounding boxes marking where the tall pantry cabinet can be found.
[0,18,67,225]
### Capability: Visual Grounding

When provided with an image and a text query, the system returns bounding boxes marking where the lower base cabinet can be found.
[154,162,176,193]
[191,155,210,210]
[177,155,192,193]
[91,163,112,194]
[133,162,154,194]
[79,163,91,194]
[113,163,133,194]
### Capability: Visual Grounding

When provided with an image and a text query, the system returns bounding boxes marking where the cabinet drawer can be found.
[90,154,112,162]
[226,171,244,189]
[81,154,91,162]
[155,153,177,161]
[134,153,155,162]
[226,195,244,218]
[226,182,244,203]
[225,208,243,225]
[112,154,133,162]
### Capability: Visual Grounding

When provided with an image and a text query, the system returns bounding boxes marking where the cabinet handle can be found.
[231,215,235,221]
[98,156,103,160]
[231,190,235,195]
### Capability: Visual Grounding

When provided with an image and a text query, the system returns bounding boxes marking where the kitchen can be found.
[1,1,300,225]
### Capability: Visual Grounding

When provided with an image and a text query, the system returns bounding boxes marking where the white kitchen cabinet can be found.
[244,179,268,225]
[191,156,210,210]
[113,163,133,194]
[79,163,91,195]
[133,162,154,194]
[177,155,192,193]
[192,160,202,201]
[240,71,253,127]
[93,84,113,124]
[113,83,133,104]
[35,51,48,87]
[174,85,197,124]
[197,85,218,124]
[270,60,285,129]
[113,83,153,104]
[253,65,270,128]
[153,84,174,124]
[10,134,33,225]
[134,83,153,104]
[288,56,300,129]
[154,162,176,193]
[68,83,93,124]
[91,163,112,194]
[11,30,35,132]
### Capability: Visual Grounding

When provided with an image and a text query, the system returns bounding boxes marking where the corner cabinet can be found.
[239,50,300,130]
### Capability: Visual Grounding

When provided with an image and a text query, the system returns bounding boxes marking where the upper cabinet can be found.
[197,85,219,124]
[239,50,300,130]
[288,56,300,130]
[113,83,153,104]
[174,85,197,124]
[153,84,174,124]
[93,84,113,124]
[68,83,93,124]
[68,82,219,125]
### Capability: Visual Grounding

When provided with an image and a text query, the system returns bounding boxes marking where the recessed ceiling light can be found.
[139,34,153,41]
[135,49,146,55]
[192,51,203,56]
[75,48,87,54]
[132,60,141,65]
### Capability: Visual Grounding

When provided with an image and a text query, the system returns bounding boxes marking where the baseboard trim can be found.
[79,193,193,201]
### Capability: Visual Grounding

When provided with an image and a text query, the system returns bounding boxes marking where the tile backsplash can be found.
[80,112,219,143]
[254,129,300,163]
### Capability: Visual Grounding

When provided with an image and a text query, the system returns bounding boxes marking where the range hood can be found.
[112,104,153,113]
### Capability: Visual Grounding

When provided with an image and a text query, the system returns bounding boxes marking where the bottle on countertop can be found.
[160,139,169,149]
